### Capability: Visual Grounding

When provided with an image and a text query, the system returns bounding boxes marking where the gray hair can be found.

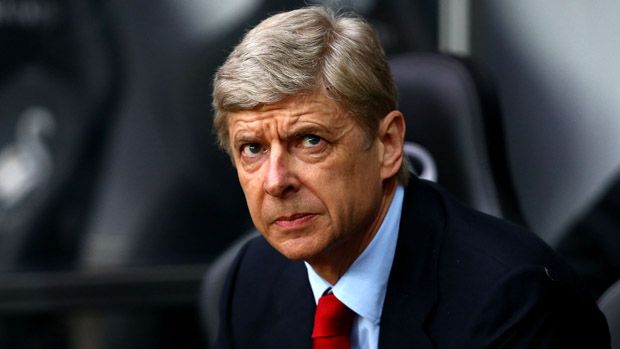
[212,6,410,184]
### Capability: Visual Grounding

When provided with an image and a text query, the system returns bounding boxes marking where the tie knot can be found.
[312,293,355,338]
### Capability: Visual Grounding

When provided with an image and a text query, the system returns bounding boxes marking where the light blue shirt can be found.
[305,185,404,349]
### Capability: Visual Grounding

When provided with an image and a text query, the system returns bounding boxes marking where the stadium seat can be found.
[599,278,620,349]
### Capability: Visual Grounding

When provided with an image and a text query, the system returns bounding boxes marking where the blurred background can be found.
[0,0,618,348]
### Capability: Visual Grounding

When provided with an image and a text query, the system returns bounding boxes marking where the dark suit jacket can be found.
[215,177,610,348]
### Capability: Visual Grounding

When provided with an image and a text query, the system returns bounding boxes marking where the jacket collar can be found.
[379,176,446,348]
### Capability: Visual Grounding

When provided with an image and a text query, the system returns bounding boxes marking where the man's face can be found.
[227,92,394,266]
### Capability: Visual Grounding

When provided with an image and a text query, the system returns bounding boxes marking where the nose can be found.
[263,146,299,197]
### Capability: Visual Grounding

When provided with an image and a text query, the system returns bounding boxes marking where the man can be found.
[210,6,610,349]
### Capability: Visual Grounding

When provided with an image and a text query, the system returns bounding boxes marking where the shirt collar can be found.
[305,185,404,324]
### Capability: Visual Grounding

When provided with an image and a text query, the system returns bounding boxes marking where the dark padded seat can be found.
[599,279,620,349]
[391,53,525,225]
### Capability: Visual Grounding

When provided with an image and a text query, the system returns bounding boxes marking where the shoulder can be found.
[411,178,574,282]
[412,178,584,299]
[406,180,610,347]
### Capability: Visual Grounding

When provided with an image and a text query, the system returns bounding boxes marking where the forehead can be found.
[227,93,350,132]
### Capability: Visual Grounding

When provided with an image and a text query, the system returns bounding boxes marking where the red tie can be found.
[312,293,355,349]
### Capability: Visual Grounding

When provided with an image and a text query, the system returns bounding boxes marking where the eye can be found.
[300,134,322,148]
[241,143,263,157]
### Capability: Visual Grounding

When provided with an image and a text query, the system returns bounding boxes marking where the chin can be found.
[269,235,326,262]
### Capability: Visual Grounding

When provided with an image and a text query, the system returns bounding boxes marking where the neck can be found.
[309,179,398,284]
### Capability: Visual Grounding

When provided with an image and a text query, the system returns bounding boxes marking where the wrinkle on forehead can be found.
[228,93,350,142]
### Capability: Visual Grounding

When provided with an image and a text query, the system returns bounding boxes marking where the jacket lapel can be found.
[265,261,315,348]
[379,177,445,348]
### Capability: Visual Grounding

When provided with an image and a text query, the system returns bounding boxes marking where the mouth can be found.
[273,213,317,229]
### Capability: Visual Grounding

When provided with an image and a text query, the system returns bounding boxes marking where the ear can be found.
[378,110,406,180]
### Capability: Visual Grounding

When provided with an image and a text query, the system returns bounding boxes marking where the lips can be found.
[273,213,317,229]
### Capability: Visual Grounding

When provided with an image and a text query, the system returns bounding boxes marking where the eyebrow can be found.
[230,120,334,148]
[232,134,260,147]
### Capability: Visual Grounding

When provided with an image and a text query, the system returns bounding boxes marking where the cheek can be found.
[302,163,356,218]
[238,173,264,217]
[318,150,380,189]
[321,153,382,212]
